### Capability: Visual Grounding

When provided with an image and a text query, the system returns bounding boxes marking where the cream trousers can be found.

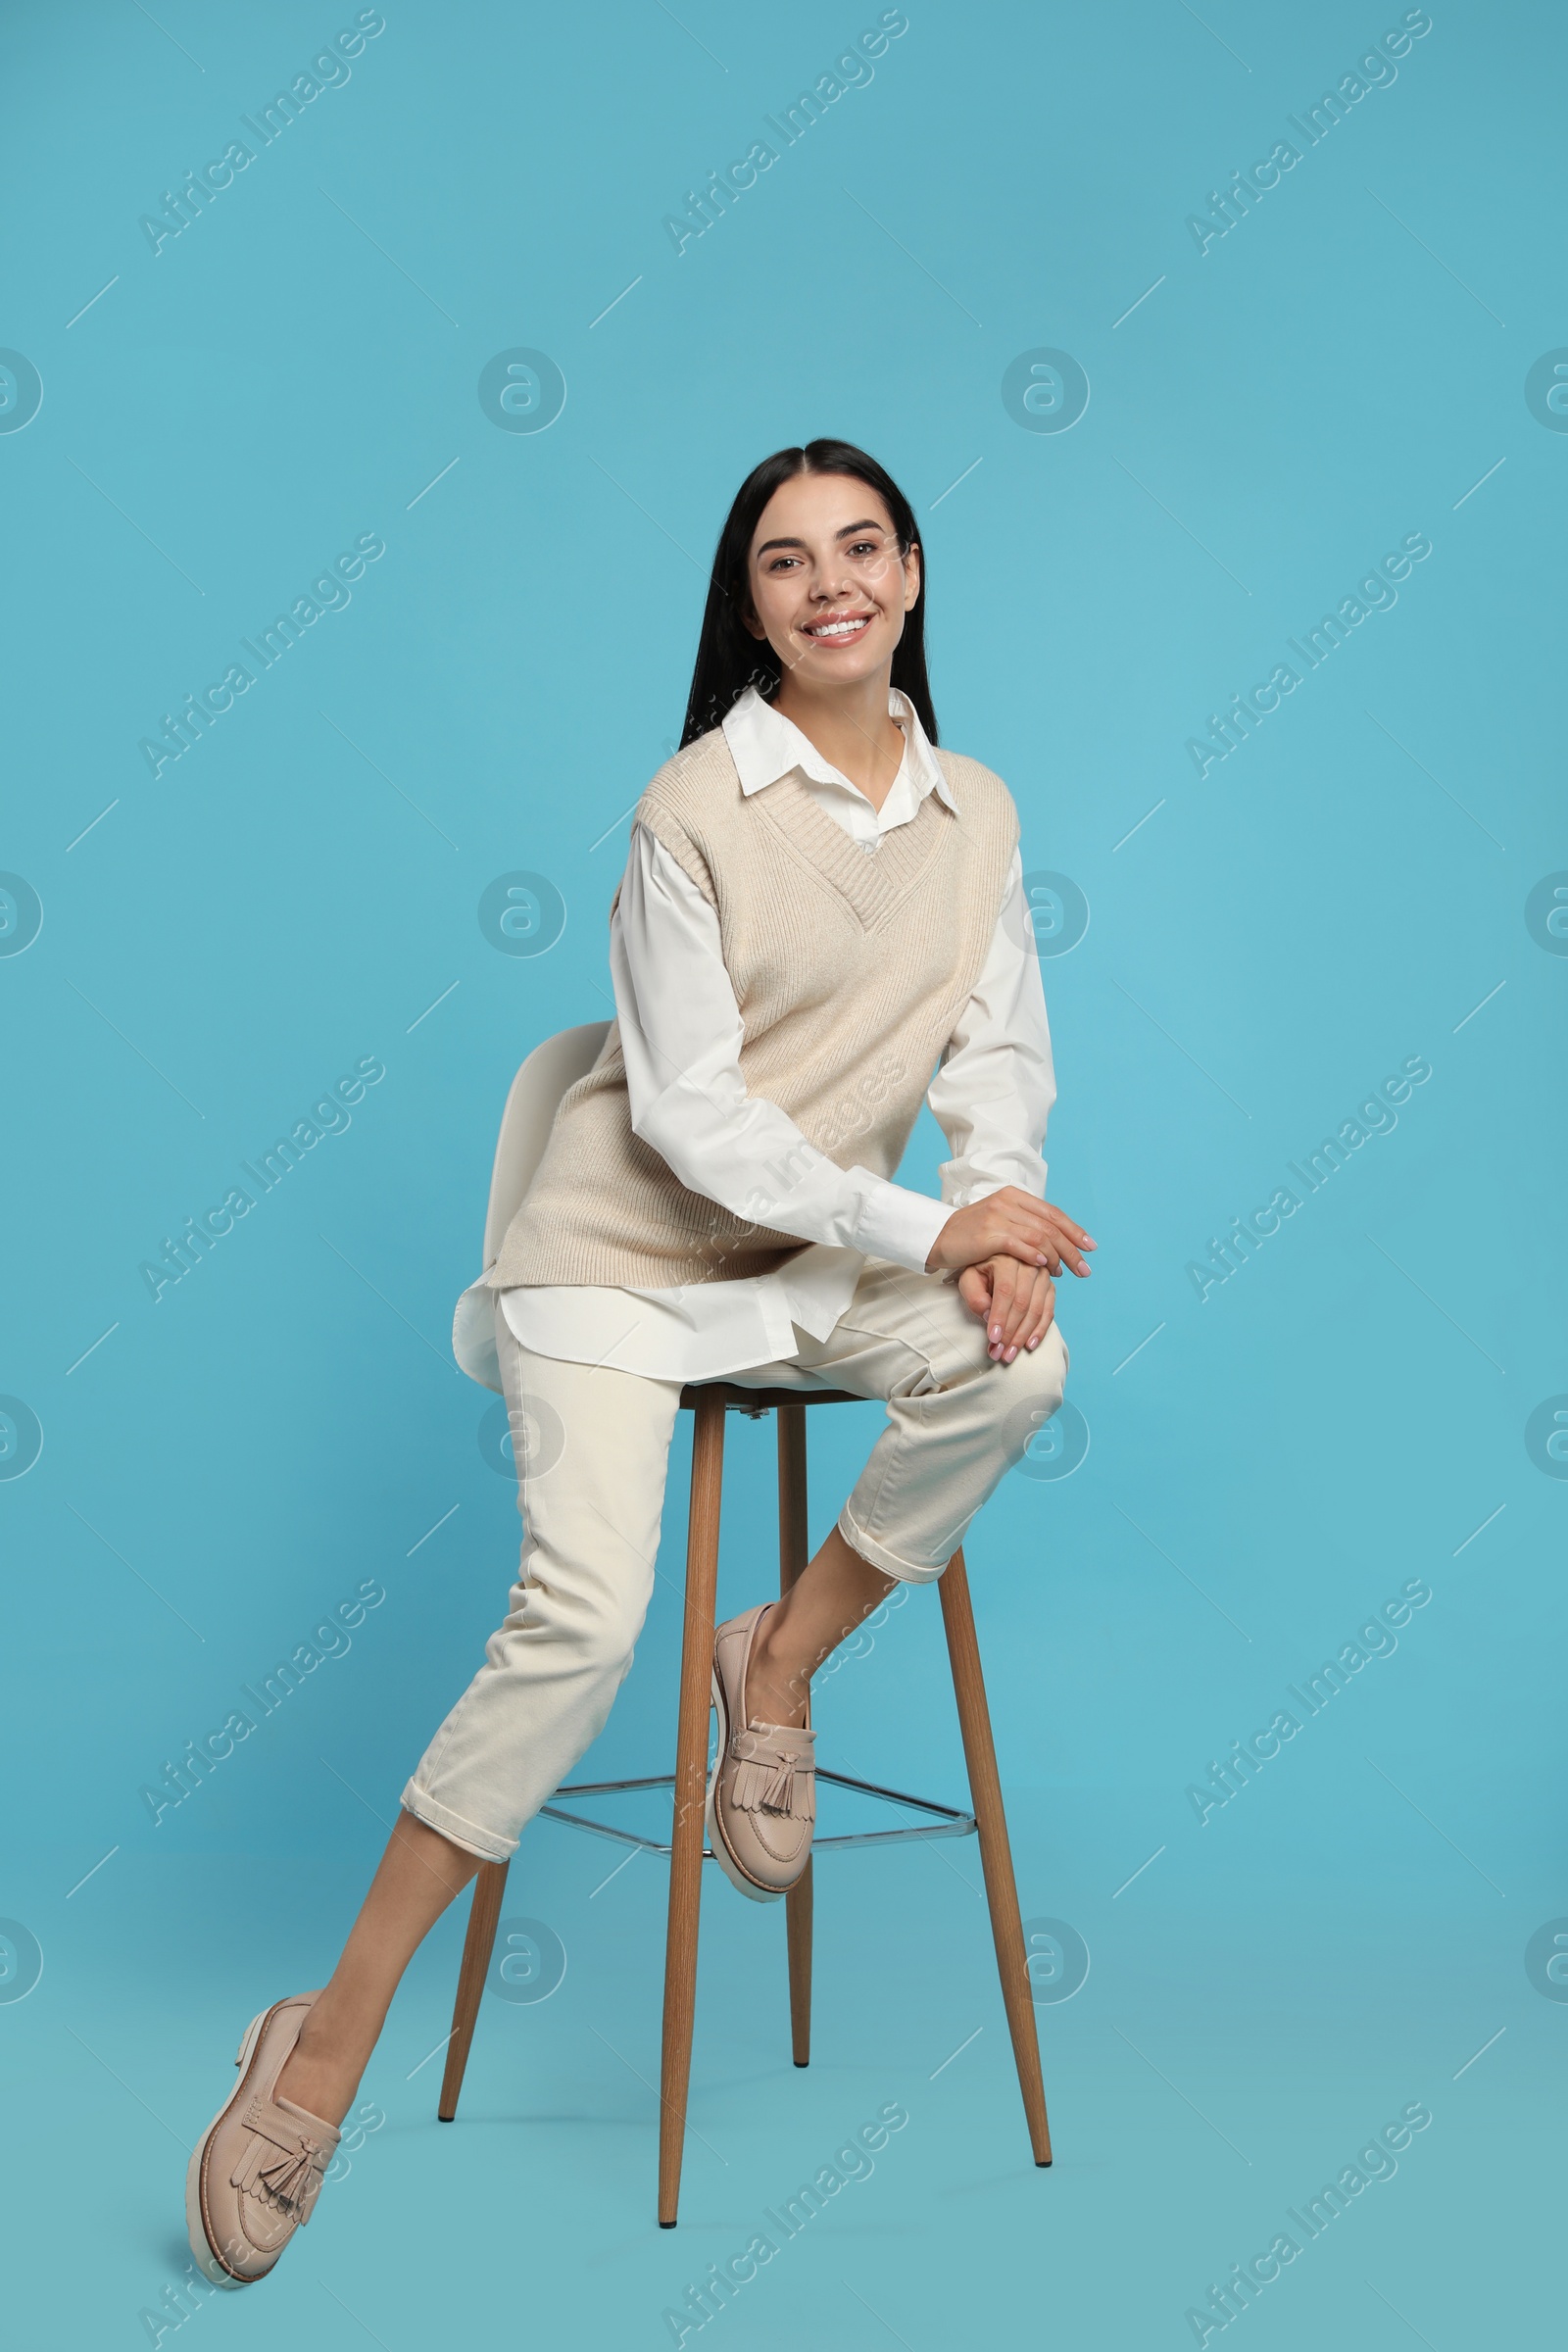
[402,1259,1068,1862]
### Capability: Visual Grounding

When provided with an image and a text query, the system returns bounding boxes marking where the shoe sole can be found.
[184,1996,301,2286]
[705,1656,794,1906]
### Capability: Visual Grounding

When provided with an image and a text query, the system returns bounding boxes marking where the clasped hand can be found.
[924,1186,1096,1364]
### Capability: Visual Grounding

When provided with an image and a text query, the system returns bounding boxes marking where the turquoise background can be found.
[2,1,1563,2344]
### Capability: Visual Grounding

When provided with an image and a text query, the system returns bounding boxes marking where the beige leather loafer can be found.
[186,1992,341,2285]
[707,1602,816,1903]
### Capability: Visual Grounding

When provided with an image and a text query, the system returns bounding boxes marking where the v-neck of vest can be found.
[745,761,956,934]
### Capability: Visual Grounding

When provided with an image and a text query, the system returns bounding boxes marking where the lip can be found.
[798,610,876,644]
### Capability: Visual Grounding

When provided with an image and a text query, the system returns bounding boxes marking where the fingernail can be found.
[1026,1335,1040,1348]
[989,1325,1001,1344]
[1004,1346,1017,1362]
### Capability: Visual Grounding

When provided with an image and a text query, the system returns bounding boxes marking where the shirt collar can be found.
[721,683,956,813]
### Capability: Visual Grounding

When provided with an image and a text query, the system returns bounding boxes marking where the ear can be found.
[902,540,922,612]
[740,598,767,642]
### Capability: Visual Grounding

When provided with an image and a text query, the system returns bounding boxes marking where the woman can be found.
[186,438,1095,2284]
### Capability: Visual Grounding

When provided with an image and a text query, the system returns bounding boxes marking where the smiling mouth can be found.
[801,612,874,642]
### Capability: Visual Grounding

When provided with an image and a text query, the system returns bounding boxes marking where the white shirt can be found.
[452,687,1055,1389]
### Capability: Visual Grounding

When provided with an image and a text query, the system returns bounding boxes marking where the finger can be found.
[998,1263,1036,1356]
[1000,1192,1095,1275]
[1043,1200,1097,1247]
[986,1260,1021,1357]
[992,1260,1020,1354]
[1044,1201,1099,1262]
[935,1204,1036,1274]
[1003,1272,1050,1360]
[1017,1205,1075,1264]
[1020,1279,1053,1354]
[956,1265,991,1321]
[1035,1214,1093,1278]
[1012,1212,1065,1276]
[989,1212,1060,1270]
[1020,1278,1057,1352]
[964,1197,1070,1274]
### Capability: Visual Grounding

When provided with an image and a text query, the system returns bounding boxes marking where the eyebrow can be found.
[754,518,887,556]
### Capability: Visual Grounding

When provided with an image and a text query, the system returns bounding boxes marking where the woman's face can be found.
[743,471,920,692]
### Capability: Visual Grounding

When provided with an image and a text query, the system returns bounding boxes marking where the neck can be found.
[771,666,906,810]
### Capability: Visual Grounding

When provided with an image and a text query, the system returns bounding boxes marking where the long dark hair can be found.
[679,438,937,749]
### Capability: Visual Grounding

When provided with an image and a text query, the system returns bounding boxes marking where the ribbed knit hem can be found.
[836,1501,947,1586]
[400,1780,517,1863]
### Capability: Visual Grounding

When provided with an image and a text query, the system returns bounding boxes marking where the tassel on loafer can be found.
[707,1602,816,1903]
[186,1991,341,2286]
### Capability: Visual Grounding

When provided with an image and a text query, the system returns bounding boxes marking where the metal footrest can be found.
[540,1769,975,1860]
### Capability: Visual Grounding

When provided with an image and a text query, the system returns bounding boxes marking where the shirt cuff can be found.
[850,1174,954,1275]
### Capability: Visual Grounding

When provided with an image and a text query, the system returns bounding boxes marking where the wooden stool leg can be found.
[938,1548,1053,2166]
[777,1403,813,2068]
[785,1857,813,2068]
[438,1858,511,2121]
[659,1389,726,2225]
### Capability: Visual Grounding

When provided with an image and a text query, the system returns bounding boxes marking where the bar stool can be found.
[436,1024,1054,2224]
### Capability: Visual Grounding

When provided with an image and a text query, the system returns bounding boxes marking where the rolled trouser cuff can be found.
[399,1780,518,1864]
[836,1501,950,1586]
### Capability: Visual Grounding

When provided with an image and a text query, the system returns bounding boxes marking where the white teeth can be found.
[809,616,869,637]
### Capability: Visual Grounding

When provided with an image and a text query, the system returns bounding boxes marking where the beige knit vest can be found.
[486,723,1019,1292]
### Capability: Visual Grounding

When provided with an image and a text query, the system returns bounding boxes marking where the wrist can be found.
[924,1209,956,1274]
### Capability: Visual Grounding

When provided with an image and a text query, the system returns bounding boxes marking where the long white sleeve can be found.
[926,849,1056,1205]
[611,824,953,1276]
